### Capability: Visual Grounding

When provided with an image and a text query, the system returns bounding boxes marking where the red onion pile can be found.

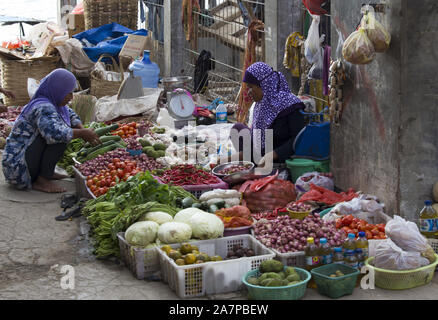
[254,214,345,253]
[76,149,134,177]
[0,122,11,139]
[286,202,313,212]
[76,148,164,177]
[124,136,142,151]
[135,153,164,172]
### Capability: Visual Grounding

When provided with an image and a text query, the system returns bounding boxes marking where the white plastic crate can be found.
[117,232,161,280]
[157,234,275,299]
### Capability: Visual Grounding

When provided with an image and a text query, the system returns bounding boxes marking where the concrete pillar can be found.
[330,0,438,221]
[264,0,302,92]
[164,0,185,77]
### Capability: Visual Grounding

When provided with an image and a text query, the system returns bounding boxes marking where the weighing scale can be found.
[166,88,196,129]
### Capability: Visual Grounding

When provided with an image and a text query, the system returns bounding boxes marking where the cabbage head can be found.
[140,211,173,225]
[189,212,224,240]
[125,221,159,246]
[173,208,207,225]
[158,222,192,244]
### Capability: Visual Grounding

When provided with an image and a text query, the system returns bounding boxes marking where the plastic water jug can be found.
[129,50,160,88]
[215,101,227,123]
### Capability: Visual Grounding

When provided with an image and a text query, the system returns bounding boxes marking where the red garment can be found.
[302,0,329,15]
[297,184,358,206]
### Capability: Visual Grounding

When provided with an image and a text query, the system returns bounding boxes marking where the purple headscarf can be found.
[243,62,304,150]
[19,68,77,127]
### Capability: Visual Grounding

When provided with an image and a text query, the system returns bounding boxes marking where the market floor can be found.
[1,159,438,300]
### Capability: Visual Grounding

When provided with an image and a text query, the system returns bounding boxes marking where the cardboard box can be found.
[119,35,148,61]
[67,13,85,38]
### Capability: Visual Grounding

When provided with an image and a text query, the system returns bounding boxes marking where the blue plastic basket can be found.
[127,149,143,156]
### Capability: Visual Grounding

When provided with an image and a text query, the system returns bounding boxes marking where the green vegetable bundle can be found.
[82,171,196,258]
[57,139,85,176]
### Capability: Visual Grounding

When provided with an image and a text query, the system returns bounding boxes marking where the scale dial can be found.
[168,91,195,119]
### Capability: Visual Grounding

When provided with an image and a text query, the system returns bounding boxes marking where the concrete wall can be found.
[331,0,438,221]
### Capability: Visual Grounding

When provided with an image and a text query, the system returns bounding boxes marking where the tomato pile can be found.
[336,214,386,239]
[86,158,141,197]
[111,122,138,139]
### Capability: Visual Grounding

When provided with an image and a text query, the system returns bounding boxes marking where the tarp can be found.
[73,23,148,62]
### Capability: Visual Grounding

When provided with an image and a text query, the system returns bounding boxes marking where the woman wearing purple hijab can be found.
[231,62,305,166]
[2,69,101,193]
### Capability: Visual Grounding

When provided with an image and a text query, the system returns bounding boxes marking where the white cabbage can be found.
[173,208,207,224]
[189,212,224,240]
[157,222,192,244]
[140,211,173,225]
[125,221,159,246]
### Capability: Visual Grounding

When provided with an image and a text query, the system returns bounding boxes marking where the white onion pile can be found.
[254,214,345,253]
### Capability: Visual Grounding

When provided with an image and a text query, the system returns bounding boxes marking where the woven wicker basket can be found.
[83,0,139,30]
[90,54,125,99]
[0,56,62,106]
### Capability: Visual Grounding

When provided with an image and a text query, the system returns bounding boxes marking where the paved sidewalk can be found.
[1,157,437,300]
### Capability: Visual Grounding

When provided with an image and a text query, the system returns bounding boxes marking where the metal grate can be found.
[183,0,265,103]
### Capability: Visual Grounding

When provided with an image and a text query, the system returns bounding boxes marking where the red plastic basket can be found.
[156,177,228,198]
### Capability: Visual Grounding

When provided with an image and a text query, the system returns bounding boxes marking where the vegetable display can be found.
[254,214,345,253]
[82,172,196,257]
[216,163,252,175]
[158,165,221,186]
[215,205,254,228]
[111,122,138,139]
[335,214,386,239]
[246,261,304,287]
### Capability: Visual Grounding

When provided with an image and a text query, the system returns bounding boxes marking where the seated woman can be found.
[231,62,306,166]
[2,69,101,193]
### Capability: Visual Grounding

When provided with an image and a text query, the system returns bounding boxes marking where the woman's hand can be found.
[74,129,101,146]
[0,88,16,100]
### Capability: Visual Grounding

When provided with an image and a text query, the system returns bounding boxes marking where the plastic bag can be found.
[27,78,40,99]
[342,28,376,65]
[295,172,334,196]
[308,47,323,80]
[304,15,321,64]
[361,7,391,53]
[385,215,436,263]
[374,239,430,270]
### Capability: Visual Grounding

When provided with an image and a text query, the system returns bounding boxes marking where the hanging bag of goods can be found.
[360,8,391,53]
[342,28,376,65]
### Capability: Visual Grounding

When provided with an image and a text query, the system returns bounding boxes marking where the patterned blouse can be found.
[2,103,82,189]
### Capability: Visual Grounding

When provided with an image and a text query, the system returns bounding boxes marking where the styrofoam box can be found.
[117,232,160,280]
[157,234,275,299]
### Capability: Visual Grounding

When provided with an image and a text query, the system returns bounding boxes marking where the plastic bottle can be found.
[129,50,160,88]
[356,231,369,259]
[419,200,438,239]
[333,247,344,264]
[355,249,365,270]
[344,250,358,269]
[305,237,322,271]
[342,233,357,255]
[319,238,333,265]
[215,101,227,124]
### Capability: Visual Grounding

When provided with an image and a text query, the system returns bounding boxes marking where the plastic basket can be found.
[117,232,160,280]
[242,267,311,300]
[287,209,312,220]
[223,225,253,237]
[285,158,330,183]
[365,254,438,290]
[157,235,275,298]
[310,263,360,299]
[428,238,438,254]
[251,229,306,267]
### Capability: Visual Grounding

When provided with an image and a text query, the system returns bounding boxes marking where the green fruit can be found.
[278,271,286,280]
[259,260,284,273]
[247,277,259,286]
[181,197,195,208]
[285,266,297,277]
[286,273,301,282]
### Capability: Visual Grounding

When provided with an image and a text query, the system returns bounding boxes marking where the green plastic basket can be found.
[310,263,360,299]
[286,158,330,183]
[319,207,333,218]
[242,267,311,300]
[365,254,438,290]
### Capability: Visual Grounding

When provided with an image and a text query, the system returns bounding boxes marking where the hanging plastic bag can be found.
[385,215,436,263]
[295,172,334,196]
[304,15,321,64]
[374,239,430,270]
[360,7,391,53]
[342,28,376,65]
[308,47,324,79]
